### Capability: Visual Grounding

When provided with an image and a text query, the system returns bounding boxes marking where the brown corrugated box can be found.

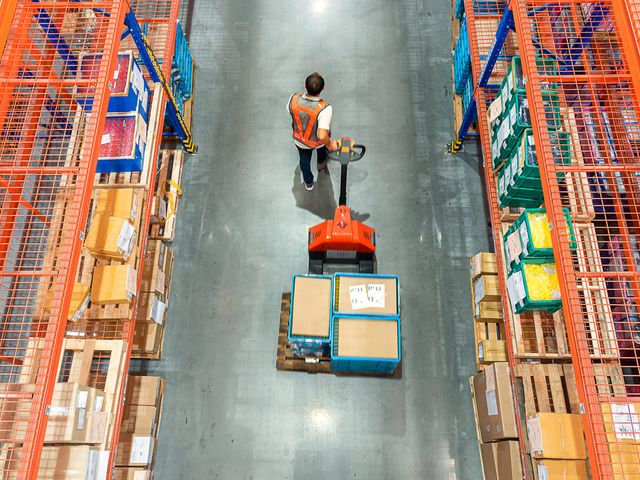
[120,405,157,436]
[115,434,155,467]
[480,440,522,479]
[336,317,399,359]
[527,413,587,460]
[113,468,152,480]
[471,252,498,280]
[133,322,163,354]
[126,376,163,407]
[336,275,398,315]
[535,459,589,479]
[472,362,518,442]
[290,276,332,338]
[84,215,137,261]
[141,240,166,295]
[91,264,136,305]
[475,301,503,322]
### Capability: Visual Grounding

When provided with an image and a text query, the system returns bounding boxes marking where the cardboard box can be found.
[478,339,508,364]
[68,283,91,322]
[527,413,587,459]
[137,292,166,324]
[290,276,332,338]
[141,252,165,295]
[475,301,503,322]
[120,405,157,436]
[536,459,589,479]
[164,246,174,290]
[496,440,522,479]
[480,442,499,480]
[85,214,137,261]
[112,468,152,480]
[601,403,640,478]
[336,318,399,359]
[335,274,399,316]
[115,434,155,467]
[474,275,501,305]
[133,322,163,354]
[126,376,163,407]
[0,445,108,479]
[471,252,498,280]
[150,194,167,225]
[473,362,518,442]
[95,188,140,224]
[91,264,137,305]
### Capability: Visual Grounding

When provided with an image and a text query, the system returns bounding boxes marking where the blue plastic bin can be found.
[333,273,400,318]
[331,316,401,374]
[288,274,333,357]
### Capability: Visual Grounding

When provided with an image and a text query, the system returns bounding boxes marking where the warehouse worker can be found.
[287,72,339,191]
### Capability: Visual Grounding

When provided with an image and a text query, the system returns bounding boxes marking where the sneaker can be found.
[304,182,315,191]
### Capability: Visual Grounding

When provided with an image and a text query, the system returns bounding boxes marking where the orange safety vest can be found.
[289,93,329,148]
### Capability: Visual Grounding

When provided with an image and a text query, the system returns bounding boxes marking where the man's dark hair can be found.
[305,72,325,96]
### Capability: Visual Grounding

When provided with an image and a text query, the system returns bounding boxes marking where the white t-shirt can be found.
[286,93,333,149]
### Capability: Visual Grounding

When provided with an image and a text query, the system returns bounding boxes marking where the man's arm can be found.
[318,129,339,151]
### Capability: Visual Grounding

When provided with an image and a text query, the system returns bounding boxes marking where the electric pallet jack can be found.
[308,137,376,274]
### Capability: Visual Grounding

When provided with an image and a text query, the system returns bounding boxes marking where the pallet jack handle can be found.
[328,137,366,206]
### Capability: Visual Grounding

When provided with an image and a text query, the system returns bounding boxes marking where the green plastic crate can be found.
[507,260,562,314]
[500,56,558,110]
[517,208,577,258]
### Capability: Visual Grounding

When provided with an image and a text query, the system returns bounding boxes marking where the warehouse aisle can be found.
[142,1,491,478]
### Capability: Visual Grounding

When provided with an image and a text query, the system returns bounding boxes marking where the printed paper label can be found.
[486,389,498,416]
[485,366,496,392]
[151,298,166,325]
[611,403,640,440]
[94,395,104,412]
[130,194,138,222]
[116,222,135,254]
[527,416,544,453]
[478,341,484,360]
[130,436,153,464]
[367,284,386,308]
[77,408,86,430]
[126,266,137,296]
[48,406,71,417]
[76,390,89,408]
[101,134,111,145]
[72,294,90,322]
[349,285,369,310]
[537,465,549,480]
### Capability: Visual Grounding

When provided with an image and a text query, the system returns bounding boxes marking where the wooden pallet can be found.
[511,311,571,360]
[149,149,185,242]
[275,293,401,378]
[93,83,163,189]
[513,363,581,480]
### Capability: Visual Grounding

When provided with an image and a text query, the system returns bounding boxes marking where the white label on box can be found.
[486,389,498,416]
[101,134,111,145]
[72,294,90,322]
[611,403,640,440]
[131,193,138,223]
[76,390,89,408]
[151,298,166,325]
[156,269,166,294]
[158,196,167,220]
[86,450,109,480]
[349,285,369,310]
[537,465,549,480]
[475,302,480,318]
[48,406,71,416]
[485,366,496,392]
[94,395,104,412]
[367,284,386,309]
[126,266,138,297]
[506,270,525,311]
[488,96,502,123]
[133,472,149,480]
[519,222,530,256]
[527,416,544,453]
[478,341,484,360]
[77,408,86,430]
[474,278,485,305]
[117,222,135,254]
[130,436,154,465]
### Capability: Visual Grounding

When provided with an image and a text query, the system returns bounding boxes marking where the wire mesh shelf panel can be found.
[510,0,640,478]
[0,1,128,477]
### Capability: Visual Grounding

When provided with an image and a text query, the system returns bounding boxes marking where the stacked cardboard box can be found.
[133,240,174,358]
[472,363,523,479]
[0,445,110,479]
[470,252,507,367]
[115,376,165,476]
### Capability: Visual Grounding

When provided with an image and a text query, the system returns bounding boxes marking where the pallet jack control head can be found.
[329,137,366,165]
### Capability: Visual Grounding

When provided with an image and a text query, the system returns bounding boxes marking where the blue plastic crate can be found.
[454,0,465,20]
[331,316,401,374]
[288,274,333,356]
[453,20,472,95]
[333,273,400,317]
[108,51,150,120]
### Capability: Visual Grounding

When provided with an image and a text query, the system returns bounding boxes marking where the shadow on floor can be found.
[291,166,370,222]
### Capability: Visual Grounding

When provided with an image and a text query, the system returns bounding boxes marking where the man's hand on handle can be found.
[328,140,340,152]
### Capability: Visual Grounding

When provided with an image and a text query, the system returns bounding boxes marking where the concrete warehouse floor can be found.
[135,1,492,478]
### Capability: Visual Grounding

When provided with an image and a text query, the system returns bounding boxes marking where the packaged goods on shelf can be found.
[98,112,148,173]
[526,413,587,460]
[503,208,576,270]
[113,468,152,480]
[476,301,503,322]
[474,274,501,305]
[0,445,109,479]
[95,188,141,224]
[68,283,91,321]
[480,440,523,480]
[115,434,155,467]
[601,403,640,478]
[121,405,158,437]
[133,322,163,356]
[478,339,507,364]
[470,252,498,280]
[535,459,589,480]
[141,241,167,295]
[506,260,562,313]
[333,273,400,317]
[108,51,150,119]
[288,275,333,357]
[150,194,168,225]
[126,376,164,407]
[472,363,518,442]
[331,316,401,374]
[85,215,137,261]
[91,264,137,305]
[453,19,471,94]
[137,292,167,325]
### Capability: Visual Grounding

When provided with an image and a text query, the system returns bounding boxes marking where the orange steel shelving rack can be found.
[465,0,640,478]
[0,1,180,478]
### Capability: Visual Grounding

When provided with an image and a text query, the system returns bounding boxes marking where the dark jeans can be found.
[297,146,328,184]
